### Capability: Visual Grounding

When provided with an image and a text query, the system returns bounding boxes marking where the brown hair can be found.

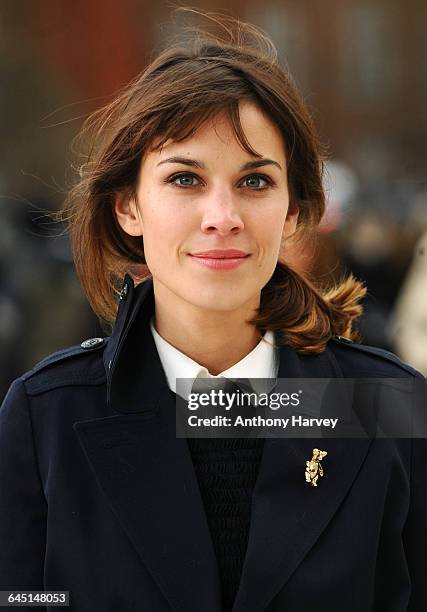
[59,8,366,353]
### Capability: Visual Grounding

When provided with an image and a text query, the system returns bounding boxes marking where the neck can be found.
[152,282,262,375]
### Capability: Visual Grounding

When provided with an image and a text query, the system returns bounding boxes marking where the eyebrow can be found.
[156,156,283,172]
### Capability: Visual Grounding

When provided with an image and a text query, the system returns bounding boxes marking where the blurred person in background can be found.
[0,9,426,612]
[390,196,427,375]
[338,209,405,349]
[0,196,98,397]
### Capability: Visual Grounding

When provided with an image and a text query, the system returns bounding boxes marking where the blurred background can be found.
[1,0,426,398]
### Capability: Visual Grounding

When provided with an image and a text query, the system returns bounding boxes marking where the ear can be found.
[114,192,143,236]
[283,198,299,239]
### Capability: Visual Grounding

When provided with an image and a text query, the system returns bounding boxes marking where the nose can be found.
[200,189,244,236]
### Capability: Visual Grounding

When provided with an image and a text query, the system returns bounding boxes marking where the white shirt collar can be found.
[150,317,278,400]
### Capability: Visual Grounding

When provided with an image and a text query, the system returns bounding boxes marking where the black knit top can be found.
[187,436,265,611]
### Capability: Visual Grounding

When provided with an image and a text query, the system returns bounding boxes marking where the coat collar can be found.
[75,273,372,611]
[102,272,344,414]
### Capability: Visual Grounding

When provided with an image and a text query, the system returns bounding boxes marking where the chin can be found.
[184,284,259,314]
[154,274,262,313]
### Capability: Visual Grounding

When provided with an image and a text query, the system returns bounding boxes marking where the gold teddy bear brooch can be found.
[305,448,328,487]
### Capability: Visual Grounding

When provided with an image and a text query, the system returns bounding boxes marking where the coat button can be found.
[119,283,129,300]
[80,337,104,349]
[335,335,353,343]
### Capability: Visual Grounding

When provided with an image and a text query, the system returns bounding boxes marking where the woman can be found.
[0,10,425,612]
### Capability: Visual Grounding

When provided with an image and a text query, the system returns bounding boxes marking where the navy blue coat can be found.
[0,274,426,611]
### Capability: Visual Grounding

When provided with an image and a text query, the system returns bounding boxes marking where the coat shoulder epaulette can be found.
[330,336,425,380]
[21,337,109,395]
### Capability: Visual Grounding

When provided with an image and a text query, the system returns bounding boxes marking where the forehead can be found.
[146,101,286,164]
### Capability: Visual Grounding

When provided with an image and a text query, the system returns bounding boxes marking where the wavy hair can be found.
[58,8,366,353]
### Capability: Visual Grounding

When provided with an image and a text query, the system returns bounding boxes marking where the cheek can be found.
[254,208,286,247]
[141,205,191,264]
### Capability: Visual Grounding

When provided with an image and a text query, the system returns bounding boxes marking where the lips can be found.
[190,249,248,258]
[188,249,250,271]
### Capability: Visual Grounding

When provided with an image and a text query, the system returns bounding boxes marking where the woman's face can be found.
[115,101,299,315]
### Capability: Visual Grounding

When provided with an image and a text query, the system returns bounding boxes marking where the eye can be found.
[241,174,273,190]
[167,173,202,188]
